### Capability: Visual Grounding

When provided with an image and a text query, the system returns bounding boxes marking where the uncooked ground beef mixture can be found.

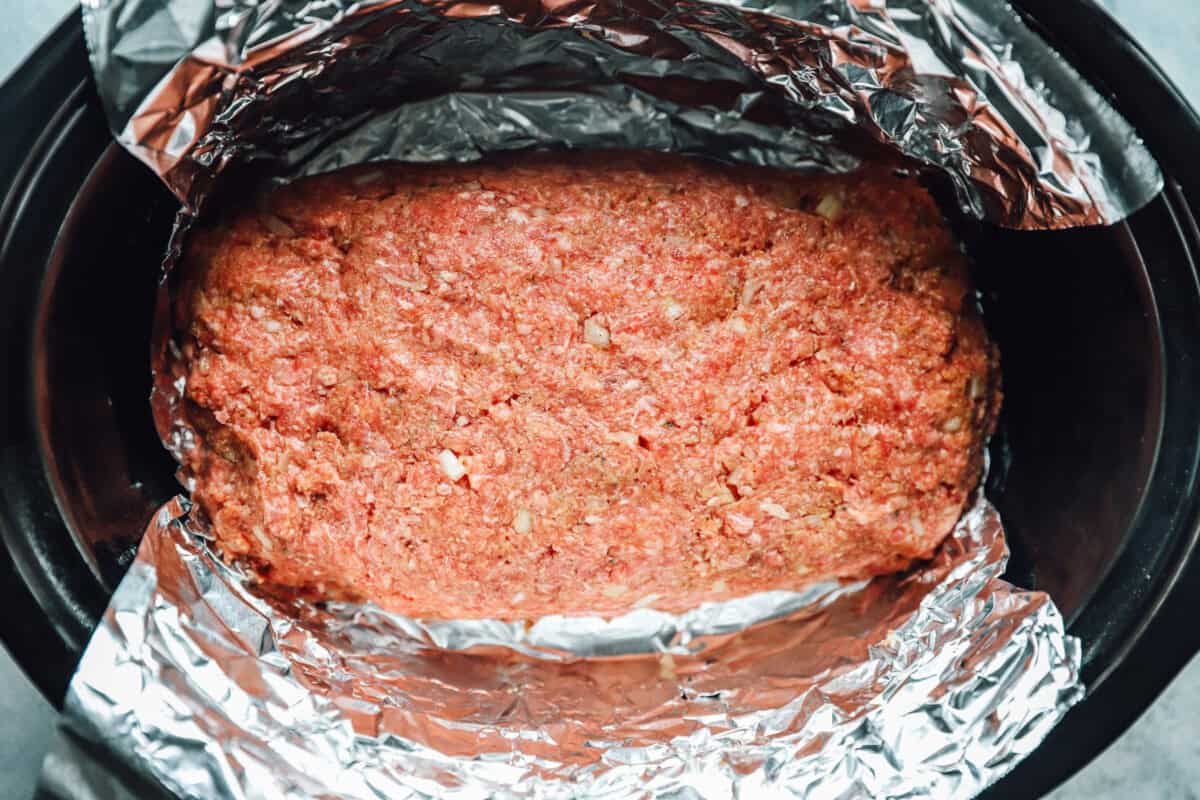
[178,152,1000,619]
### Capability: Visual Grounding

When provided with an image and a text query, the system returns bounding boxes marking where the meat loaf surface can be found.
[179,152,999,619]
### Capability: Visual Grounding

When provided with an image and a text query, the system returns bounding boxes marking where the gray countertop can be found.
[2,2,1199,798]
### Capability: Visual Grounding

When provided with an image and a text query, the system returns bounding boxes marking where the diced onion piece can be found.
[815,192,843,220]
[584,315,611,348]
[658,652,677,681]
[727,513,755,533]
[512,508,533,534]
[759,501,791,520]
[703,484,736,507]
[664,298,685,320]
[741,278,763,307]
[606,431,638,447]
[437,449,468,481]
[250,525,272,553]
[942,416,963,433]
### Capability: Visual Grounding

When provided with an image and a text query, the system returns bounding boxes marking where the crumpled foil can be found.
[62,492,1081,800]
[60,0,1098,797]
[81,0,1161,229]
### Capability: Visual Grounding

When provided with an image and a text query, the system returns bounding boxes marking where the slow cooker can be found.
[2,3,1198,797]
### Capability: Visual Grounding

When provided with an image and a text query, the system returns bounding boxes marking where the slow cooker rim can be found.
[0,15,110,703]
[1052,217,1169,635]
[1086,181,1200,689]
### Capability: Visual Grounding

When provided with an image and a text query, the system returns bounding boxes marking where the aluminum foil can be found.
[62,491,1081,800]
[81,0,1161,229]
[60,0,1096,796]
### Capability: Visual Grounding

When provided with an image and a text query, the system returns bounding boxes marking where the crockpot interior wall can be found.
[972,221,1161,621]
[34,147,179,588]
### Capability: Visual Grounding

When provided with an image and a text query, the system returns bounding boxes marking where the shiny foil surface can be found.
[66,0,1092,797]
[81,0,1161,229]
[64,492,1081,799]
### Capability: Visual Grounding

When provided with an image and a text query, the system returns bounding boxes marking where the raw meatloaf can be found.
[179,152,999,619]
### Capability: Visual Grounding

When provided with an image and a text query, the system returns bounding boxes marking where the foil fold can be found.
[81,0,1161,229]
[64,0,1093,796]
[63,493,1081,799]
